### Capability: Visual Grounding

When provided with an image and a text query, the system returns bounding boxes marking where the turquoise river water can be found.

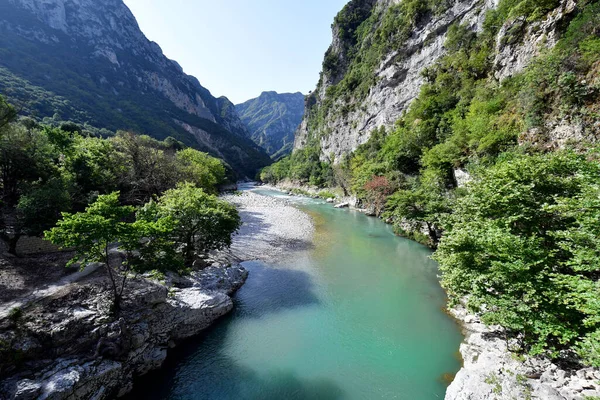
[127,187,464,399]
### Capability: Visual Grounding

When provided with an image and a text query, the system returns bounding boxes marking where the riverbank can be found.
[261,182,600,399]
[0,263,248,400]
[446,306,600,400]
[115,185,463,399]
[0,189,315,400]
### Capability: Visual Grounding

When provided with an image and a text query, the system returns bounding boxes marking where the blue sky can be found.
[123,0,348,104]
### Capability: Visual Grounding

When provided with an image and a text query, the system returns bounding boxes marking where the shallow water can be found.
[128,188,463,399]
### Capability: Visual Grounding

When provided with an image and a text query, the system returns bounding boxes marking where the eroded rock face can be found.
[0,265,248,400]
[5,0,211,121]
[294,0,584,162]
[493,0,578,81]
[294,0,497,161]
[446,306,600,400]
[236,91,305,157]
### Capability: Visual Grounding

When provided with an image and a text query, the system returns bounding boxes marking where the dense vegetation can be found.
[436,151,600,364]
[262,0,600,365]
[0,95,240,312]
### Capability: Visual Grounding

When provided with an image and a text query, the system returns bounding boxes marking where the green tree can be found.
[65,136,123,205]
[142,183,241,266]
[0,124,60,253]
[175,148,226,193]
[0,95,17,131]
[112,132,178,204]
[46,193,140,313]
[17,176,72,238]
[434,151,600,362]
[385,168,452,245]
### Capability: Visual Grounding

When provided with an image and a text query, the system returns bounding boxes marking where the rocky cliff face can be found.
[236,91,305,158]
[294,0,581,162]
[0,0,271,176]
[0,265,248,400]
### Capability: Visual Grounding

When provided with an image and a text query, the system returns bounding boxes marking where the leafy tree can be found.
[0,95,17,131]
[45,193,137,313]
[59,121,82,135]
[331,156,353,196]
[434,151,600,363]
[43,126,77,154]
[0,124,60,253]
[141,183,241,266]
[175,148,226,193]
[127,214,183,274]
[385,170,451,244]
[65,136,123,205]
[113,132,178,204]
[45,192,178,313]
[0,124,56,206]
[363,175,394,217]
[17,177,72,238]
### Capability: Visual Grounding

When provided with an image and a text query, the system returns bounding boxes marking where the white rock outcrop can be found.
[0,265,248,400]
[294,0,583,162]
[446,306,600,400]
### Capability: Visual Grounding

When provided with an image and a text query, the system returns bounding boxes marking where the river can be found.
[127,186,464,399]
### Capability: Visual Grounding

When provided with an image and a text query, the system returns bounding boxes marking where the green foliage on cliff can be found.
[373,0,600,362]
[308,0,458,137]
[260,145,334,187]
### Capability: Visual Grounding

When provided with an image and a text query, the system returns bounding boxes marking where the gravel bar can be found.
[222,191,315,262]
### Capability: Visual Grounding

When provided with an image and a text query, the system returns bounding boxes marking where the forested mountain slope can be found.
[236,91,304,158]
[0,0,271,176]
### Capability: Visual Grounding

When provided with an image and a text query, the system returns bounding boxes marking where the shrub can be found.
[434,150,600,362]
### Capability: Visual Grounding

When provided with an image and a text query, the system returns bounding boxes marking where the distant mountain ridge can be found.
[236,91,304,158]
[0,0,271,176]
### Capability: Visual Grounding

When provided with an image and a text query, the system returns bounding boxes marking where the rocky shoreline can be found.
[4,185,597,400]
[0,265,248,400]
[446,306,600,400]
[0,189,315,400]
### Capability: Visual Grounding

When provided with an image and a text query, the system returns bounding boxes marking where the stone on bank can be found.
[0,265,247,400]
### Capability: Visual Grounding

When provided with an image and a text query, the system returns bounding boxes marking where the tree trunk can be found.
[341,185,349,197]
[104,245,122,316]
[7,236,19,255]
[426,222,439,247]
[112,293,122,315]
[1,233,21,255]
[184,236,195,267]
